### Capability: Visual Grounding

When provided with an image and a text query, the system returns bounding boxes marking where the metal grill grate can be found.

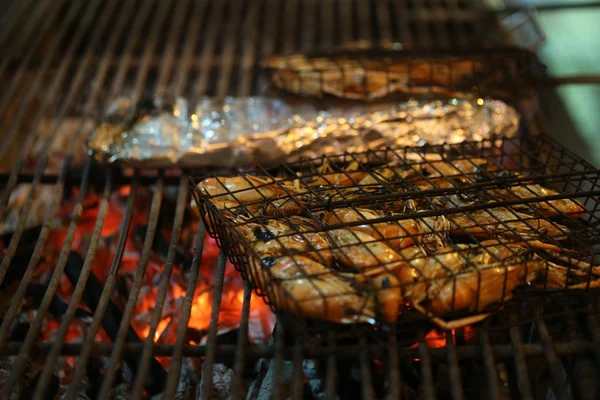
[1,0,599,399]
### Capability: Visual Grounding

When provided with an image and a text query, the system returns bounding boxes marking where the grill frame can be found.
[0,0,599,399]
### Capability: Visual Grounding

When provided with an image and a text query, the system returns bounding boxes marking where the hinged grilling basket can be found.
[261,45,547,102]
[192,134,600,333]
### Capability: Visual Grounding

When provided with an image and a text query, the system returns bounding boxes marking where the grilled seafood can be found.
[488,184,586,218]
[262,53,482,100]
[249,255,376,324]
[320,207,449,251]
[357,158,498,188]
[197,149,595,327]
[231,216,331,265]
[445,207,569,241]
[199,176,286,206]
[303,159,367,187]
[365,239,600,327]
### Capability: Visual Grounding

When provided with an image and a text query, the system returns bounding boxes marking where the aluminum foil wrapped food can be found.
[87,96,519,168]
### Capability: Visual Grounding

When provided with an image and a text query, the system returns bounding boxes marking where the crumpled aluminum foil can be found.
[87,96,519,167]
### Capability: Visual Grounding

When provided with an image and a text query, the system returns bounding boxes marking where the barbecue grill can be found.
[1,0,600,399]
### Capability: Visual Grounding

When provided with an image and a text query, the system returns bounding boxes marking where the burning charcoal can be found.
[26,283,92,319]
[197,364,234,400]
[8,318,30,342]
[0,227,42,290]
[63,252,167,395]
[185,328,208,344]
[134,225,192,267]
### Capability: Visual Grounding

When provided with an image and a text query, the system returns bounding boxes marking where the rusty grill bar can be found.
[0,0,599,399]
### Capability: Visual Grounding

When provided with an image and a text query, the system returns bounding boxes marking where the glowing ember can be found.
[409,328,454,349]
[30,185,275,374]
[424,329,448,349]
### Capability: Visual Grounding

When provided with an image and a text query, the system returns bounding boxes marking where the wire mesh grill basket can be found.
[261,45,547,101]
[191,135,600,331]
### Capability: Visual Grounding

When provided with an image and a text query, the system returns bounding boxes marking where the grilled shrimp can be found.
[488,184,586,219]
[327,229,406,272]
[358,158,498,187]
[376,239,598,328]
[366,272,403,323]
[199,176,293,206]
[249,255,376,324]
[446,207,569,241]
[303,159,367,187]
[235,218,332,266]
[321,207,449,251]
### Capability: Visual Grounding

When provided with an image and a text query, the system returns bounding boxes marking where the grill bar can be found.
[375,0,393,42]
[446,330,465,399]
[339,0,354,44]
[200,252,228,400]
[360,335,376,399]
[419,330,436,400]
[193,0,225,102]
[217,0,245,98]
[387,326,402,399]
[509,314,534,399]
[320,0,334,49]
[535,309,573,400]
[230,282,253,399]
[237,0,261,96]
[481,329,502,400]
[173,0,208,98]
[283,0,300,54]
[162,222,206,398]
[301,0,317,51]
[325,332,337,400]
[394,0,413,44]
[154,0,191,98]
[291,337,305,399]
